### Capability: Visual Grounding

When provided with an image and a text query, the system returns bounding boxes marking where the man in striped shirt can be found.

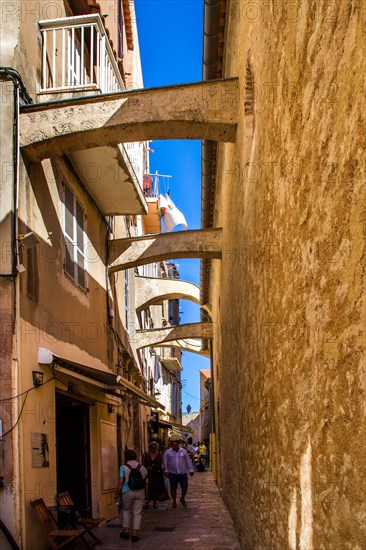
[164,435,194,508]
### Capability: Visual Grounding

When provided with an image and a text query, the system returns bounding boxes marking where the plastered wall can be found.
[212,1,365,548]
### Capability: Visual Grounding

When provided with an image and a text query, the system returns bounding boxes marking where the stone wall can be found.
[212,1,365,548]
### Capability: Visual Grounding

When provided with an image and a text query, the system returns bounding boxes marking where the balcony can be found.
[39,15,148,216]
[159,348,182,372]
[39,14,124,95]
[67,144,147,216]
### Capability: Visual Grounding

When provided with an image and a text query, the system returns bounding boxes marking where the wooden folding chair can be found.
[30,498,90,549]
[56,492,104,546]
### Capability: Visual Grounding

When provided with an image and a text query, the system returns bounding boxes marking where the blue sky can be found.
[135,0,209,411]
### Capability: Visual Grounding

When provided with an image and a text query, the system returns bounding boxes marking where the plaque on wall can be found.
[31,432,49,467]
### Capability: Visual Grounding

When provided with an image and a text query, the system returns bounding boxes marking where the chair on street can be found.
[30,498,93,549]
[56,492,104,546]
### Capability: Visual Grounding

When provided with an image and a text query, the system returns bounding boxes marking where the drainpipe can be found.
[0,67,32,547]
[200,0,221,305]
[201,0,222,483]
[202,0,221,81]
[0,68,32,276]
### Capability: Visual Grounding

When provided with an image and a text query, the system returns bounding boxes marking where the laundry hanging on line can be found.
[159,194,188,233]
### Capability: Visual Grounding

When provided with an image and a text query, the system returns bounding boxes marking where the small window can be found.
[63,183,87,290]
[244,55,255,133]
[244,54,255,119]
[117,0,124,58]
[244,54,256,171]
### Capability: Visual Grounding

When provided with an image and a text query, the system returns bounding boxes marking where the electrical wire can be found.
[0,377,55,438]
[0,375,55,402]
[0,391,30,439]
[176,339,203,348]
[182,389,200,401]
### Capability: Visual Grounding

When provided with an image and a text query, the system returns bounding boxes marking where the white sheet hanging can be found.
[159,194,188,232]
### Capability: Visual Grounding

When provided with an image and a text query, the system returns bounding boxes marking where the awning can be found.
[151,417,193,434]
[38,348,165,410]
[154,420,172,430]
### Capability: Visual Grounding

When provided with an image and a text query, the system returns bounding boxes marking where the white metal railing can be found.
[39,14,124,94]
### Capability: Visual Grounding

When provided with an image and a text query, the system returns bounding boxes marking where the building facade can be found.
[0,2,188,547]
[199,369,211,445]
[202,1,365,548]
[1,0,363,548]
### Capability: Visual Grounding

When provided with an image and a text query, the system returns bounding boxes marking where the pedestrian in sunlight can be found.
[115,448,148,543]
[163,435,194,508]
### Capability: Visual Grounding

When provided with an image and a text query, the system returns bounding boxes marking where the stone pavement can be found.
[91,470,242,549]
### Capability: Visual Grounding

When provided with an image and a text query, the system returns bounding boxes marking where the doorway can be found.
[56,392,91,509]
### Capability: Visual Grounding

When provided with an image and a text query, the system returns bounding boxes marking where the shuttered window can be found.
[63,183,86,290]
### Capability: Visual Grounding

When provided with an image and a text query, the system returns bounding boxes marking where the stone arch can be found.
[135,276,205,312]
[135,322,213,349]
[108,228,222,272]
[20,79,239,161]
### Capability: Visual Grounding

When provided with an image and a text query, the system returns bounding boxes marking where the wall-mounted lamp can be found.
[18,232,40,249]
[32,371,44,387]
[107,404,115,414]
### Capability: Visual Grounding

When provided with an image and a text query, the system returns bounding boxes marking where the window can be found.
[124,270,129,326]
[117,0,124,58]
[63,183,87,290]
[244,54,255,143]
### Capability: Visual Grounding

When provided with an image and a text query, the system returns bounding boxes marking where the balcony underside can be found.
[142,198,161,234]
[20,79,239,161]
[69,144,147,215]
[159,356,182,372]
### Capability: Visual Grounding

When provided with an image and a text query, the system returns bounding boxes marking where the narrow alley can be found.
[0,1,364,548]
[90,471,241,549]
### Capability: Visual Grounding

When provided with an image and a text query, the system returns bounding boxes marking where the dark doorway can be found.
[56,393,91,510]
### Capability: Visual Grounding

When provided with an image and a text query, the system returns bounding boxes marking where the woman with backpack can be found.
[115,448,148,542]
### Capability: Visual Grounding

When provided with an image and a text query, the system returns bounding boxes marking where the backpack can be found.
[125,463,146,491]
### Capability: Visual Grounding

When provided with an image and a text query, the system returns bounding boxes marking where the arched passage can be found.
[135,276,204,312]
[20,79,239,161]
[108,228,222,272]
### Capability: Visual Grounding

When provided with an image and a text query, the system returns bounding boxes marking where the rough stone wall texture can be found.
[212,1,365,549]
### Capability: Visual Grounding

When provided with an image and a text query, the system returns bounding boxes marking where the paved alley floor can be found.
[91,470,242,549]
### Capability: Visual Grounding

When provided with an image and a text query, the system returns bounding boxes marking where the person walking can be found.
[115,449,148,543]
[142,441,169,508]
[198,441,207,458]
[163,435,194,508]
